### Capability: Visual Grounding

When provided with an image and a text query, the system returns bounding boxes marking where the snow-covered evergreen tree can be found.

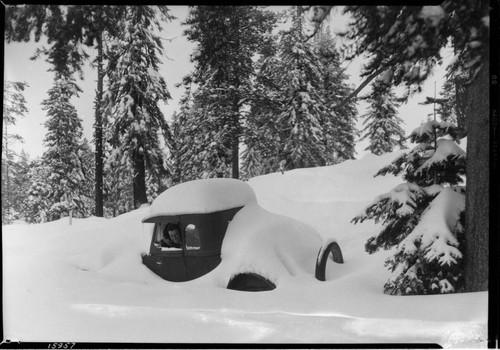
[25,159,53,223]
[275,9,327,170]
[2,81,29,224]
[103,6,174,208]
[352,120,466,295]
[314,26,358,163]
[247,8,329,172]
[41,75,91,221]
[360,80,405,155]
[172,89,233,181]
[182,6,277,180]
[243,40,284,176]
[8,150,32,221]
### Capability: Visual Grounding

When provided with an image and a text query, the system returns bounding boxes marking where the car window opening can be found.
[154,222,182,250]
[185,224,201,250]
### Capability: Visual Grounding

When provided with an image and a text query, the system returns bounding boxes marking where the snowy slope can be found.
[2,150,487,346]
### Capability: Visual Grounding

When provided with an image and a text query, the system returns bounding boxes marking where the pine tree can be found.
[103,6,174,209]
[360,80,406,156]
[352,120,466,295]
[242,39,284,176]
[41,75,90,221]
[182,6,277,179]
[247,8,329,172]
[314,26,358,163]
[25,159,53,223]
[172,90,232,180]
[8,150,32,221]
[2,81,29,224]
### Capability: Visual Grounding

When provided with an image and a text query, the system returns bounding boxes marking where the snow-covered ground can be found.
[2,151,487,346]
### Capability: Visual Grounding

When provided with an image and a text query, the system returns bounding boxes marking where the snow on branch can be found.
[414,139,466,176]
[409,120,459,143]
[399,188,464,266]
[352,183,426,225]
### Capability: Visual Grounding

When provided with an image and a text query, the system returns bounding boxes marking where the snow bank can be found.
[249,151,403,203]
[2,151,487,345]
[143,178,257,219]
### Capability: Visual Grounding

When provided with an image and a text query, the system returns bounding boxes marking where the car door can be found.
[144,220,189,282]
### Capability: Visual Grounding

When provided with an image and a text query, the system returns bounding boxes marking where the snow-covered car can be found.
[141,178,343,291]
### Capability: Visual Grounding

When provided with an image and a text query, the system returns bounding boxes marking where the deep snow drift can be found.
[2,151,487,346]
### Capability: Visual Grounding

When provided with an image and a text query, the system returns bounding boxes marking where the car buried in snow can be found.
[141,178,343,291]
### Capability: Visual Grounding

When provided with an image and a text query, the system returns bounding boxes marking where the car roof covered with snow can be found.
[142,178,257,221]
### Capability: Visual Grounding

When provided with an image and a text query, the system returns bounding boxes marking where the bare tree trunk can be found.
[464,44,489,292]
[94,34,104,217]
[231,137,239,179]
[133,147,148,209]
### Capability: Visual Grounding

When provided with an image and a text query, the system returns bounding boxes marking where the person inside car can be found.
[161,223,182,248]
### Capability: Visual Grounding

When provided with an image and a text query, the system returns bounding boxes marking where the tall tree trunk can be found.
[454,78,468,138]
[464,43,489,292]
[94,34,104,217]
[133,148,148,208]
[231,136,239,179]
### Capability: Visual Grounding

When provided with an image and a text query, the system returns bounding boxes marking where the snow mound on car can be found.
[209,202,323,286]
[143,178,257,220]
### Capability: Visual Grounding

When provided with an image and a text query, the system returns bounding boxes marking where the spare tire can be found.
[315,241,344,281]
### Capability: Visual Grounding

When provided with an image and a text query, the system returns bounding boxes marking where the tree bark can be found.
[231,136,239,179]
[464,44,489,292]
[133,148,148,209]
[94,34,104,217]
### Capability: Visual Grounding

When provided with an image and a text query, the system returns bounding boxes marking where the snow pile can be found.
[216,202,323,286]
[143,178,257,219]
[2,150,487,346]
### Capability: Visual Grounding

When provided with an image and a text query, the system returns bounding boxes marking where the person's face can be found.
[168,229,181,244]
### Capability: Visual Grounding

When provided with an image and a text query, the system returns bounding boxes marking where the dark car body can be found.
[142,207,242,282]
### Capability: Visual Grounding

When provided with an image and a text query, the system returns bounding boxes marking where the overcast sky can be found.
[4,5,451,160]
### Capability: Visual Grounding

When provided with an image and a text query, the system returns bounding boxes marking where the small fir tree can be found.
[352,120,466,295]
